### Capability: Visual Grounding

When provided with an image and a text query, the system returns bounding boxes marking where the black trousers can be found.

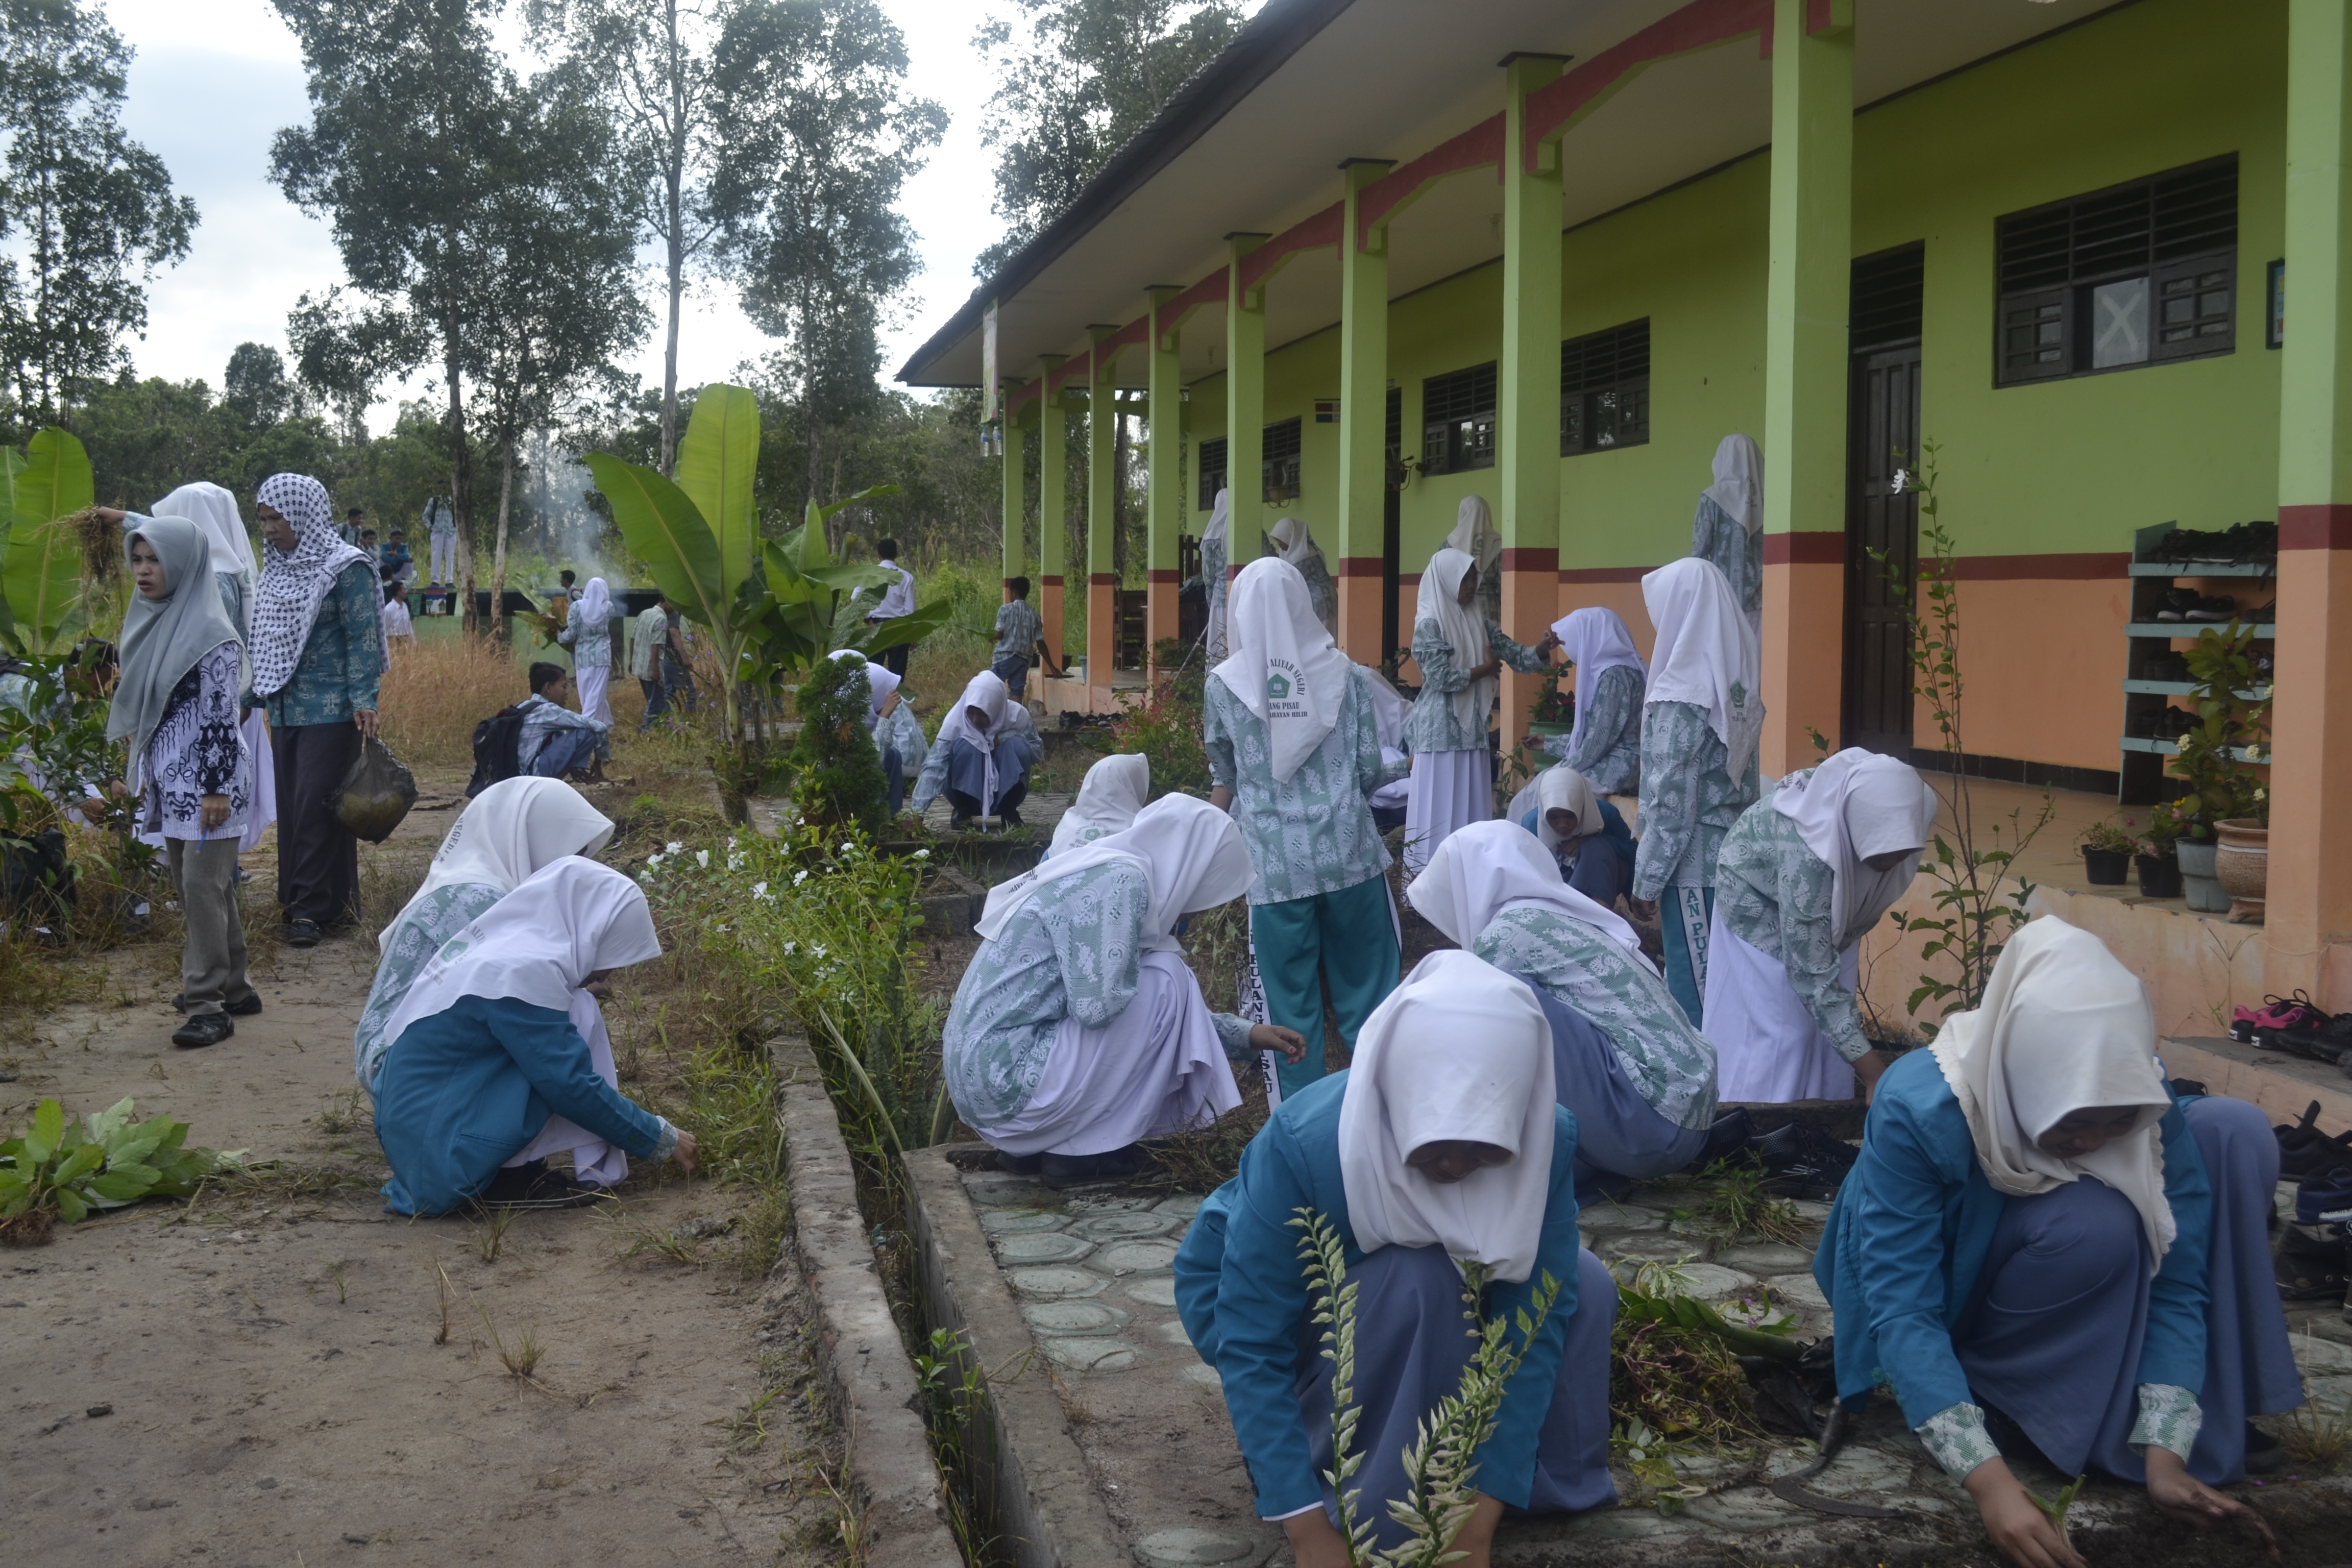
[874,639,910,678]
[945,779,1026,821]
[274,721,361,927]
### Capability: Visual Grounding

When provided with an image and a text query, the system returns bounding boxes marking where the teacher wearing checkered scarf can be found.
[251,472,384,949]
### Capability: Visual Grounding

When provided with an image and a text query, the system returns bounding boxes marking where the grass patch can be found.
[2275,1387,2350,1473]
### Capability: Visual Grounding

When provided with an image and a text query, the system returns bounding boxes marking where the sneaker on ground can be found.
[2242,991,2327,1045]
[287,918,323,948]
[171,1011,234,1049]
[2279,1012,2352,1066]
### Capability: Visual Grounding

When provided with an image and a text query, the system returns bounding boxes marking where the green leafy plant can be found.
[1879,443,2055,1032]
[2168,621,2271,837]
[2078,817,2138,856]
[0,1096,238,1237]
[2140,801,2184,856]
[785,642,890,836]
[1100,649,1210,798]
[1529,668,1572,726]
[2025,1473,2087,1554]
[1,427,99,653]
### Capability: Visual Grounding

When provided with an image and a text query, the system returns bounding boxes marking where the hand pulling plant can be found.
[1879,443,2055,1032]
[1291,1208,1561,1566]
[1,1097,239,1242]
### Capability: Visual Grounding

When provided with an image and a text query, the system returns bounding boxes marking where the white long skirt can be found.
[239,709,277,854]
[985,950,1240,1158]
[576,664,614,727]
[1403,748,1489,875]
[1704,911,1861,1104]
[506,991,630,1186]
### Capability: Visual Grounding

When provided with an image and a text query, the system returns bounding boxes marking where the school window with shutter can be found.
[1197,436,1228,509]
[1995,155,2238,386]
[1560,319,1651,455]
[1421,362,1497,474]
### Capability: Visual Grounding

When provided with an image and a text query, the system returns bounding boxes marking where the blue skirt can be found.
[1518,979,1705,1197]
[1953,1095,2303,1484]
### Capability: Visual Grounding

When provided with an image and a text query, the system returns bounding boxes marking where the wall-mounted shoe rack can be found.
[2119,521,2274,804]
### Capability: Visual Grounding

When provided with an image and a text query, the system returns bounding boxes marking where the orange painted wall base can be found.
[1336,559,1384,665]
[1040,576,1064,668]
[1087,575,1115,690]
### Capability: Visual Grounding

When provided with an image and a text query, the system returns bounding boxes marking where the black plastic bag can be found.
[332,734,417,843]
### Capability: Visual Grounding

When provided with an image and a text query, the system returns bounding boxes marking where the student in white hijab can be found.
[1205,557,1407,1099]
[1355,660,1413,828]
[559,576,615,724]
[1264,515,1337,634]
[950,795,1303,1186]
[373,857,697,1214]
[110,516,256,1048]
[909,668,1042,828]
[1630,557,1760,1027]
[1692,434,1763,640]
[1817,918,2298,1552]
[1503,761,1638,910]
[1046,752,1149,858]
[828,648,922,814]
[1705,749,1935,1102]
[1534,605,1646,795]
[1171,950,1618,1561]
[1403,546,1555,875]
[354,776,615,1097]
[1446,494,1504,624]
[1411,822,1714,1193]
[1201,486,1234,663]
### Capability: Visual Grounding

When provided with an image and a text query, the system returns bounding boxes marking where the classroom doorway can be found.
[1843,243,1925,757]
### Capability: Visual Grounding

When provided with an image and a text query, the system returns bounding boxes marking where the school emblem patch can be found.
[1265,672,1291,701]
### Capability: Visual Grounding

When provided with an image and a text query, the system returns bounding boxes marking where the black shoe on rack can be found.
[2186,594,2239,623]
[2154,586,2200,622]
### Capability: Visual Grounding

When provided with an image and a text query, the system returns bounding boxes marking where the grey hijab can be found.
[107,515,240,759]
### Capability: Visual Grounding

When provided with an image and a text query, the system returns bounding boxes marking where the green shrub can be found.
[2,1097,238,1239]
[787,652,890,837]
[1103,648,1210,798]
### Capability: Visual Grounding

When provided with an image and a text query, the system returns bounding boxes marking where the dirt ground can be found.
[0,765,845,1566]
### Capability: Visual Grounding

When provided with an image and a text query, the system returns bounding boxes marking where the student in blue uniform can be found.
[1816,918,2297,1568]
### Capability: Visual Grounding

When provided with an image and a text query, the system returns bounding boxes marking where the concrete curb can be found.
[773,1037,962,1566]
[904,1144,1128,1568]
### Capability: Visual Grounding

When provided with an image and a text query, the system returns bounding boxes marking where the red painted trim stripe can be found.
[1356,116,1505,247]
[2281,503,2352,551]
[1159,266,1230,329]
[1945,552,2127,581]
[1237,203,1343,293]
[1523,0,1770,165]
[1088,573,1119,586]
[1762,531,1844,565]
[1500,548,1559,572]
[1041,574,1064,587]
[1146,568,1181,584]
[1335,556,1386,577]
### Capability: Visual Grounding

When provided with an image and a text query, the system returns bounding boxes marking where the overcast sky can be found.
[106,0,1010,427]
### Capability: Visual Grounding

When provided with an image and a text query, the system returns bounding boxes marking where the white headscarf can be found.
[153,482,255,591]
[828,647,901,723]
[1535,765,1603,859]
[1928,918,2178,1266]
[1640,557,1762,778]
[1415,547,1492,739]
[1047,753,1149,857]
[1702,434,1763,537]
[1203,487,1231,548]
[1210,556,1352,783]
[576,576,611,628]
[933,669,1014,814]
[380,857,662,1048]
[975,793,1252,952]
[250,472,377,698]
[1408,818,1639,956]
[1772,749,1938,949]
[1355,663,1410,754]
[1446,495,1503,581]
[1338,950,1558,1283]
[1551,606,1646,760]
[107,516,241,761]
[379,776,616,949]
[1268,516,1318,568]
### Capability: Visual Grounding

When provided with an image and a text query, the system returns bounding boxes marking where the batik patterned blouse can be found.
[353,881,504,1097]
[1406,618,1547,755]
[558,608,611,668]
[993,599,1042,663]
[1712,799,1870,1063]
[1472,905,1718,1130]
[142,643,249,841]
[1631,700,1758,898]
[1693,497,1763,618]
[943,860,1251,1130]
[1203,674,1405,905]
[262,560,384,728]
[1541,663,1645,794]
[1294,552,1339,635]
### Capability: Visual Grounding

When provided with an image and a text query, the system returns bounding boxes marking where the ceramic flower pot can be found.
[2081,846,2130,885]
[2175,838,2229,913]
[2213,818,2268,924]
[2135,852,2183,899]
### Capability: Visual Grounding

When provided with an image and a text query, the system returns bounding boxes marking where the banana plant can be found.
[0,428,95,653]
[735,492,952,701]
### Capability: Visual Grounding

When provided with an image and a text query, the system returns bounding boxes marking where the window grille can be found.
[1422,362,1497,474]
[1197,436,1228,510]
[1559,320,1650,455]
[1262,416,1302,503]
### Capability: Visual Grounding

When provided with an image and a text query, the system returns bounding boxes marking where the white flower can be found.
[811,944,828,959]
[1889,468,1912,494]
[667,840,683,854]
[647,850,663,865]
[781,940,796,955]
[751,880,771,901]
[727,852,747,871]
[696,849,710,869]
[794,869,810,886]
[913,848,930,861]
[715,923,728,933]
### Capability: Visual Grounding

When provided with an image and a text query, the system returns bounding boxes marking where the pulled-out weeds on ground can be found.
[1667,1158,1807,1247]
[2275,1390,2350,1473]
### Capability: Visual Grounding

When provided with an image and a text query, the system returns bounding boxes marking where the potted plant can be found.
[2078,817,2136,885]
[2167,624,2271,916]
[1527,669,1574,736]
[2135,804,2184,900]
[2214,769,2268,924]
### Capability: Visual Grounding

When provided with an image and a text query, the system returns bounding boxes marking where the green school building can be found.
[900,0,2352,1038]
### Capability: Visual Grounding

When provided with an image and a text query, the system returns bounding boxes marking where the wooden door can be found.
[1842,345,1922,755]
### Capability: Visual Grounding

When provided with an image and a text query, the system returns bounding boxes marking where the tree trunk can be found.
[658,0,686,478]
[491,437,516,646]
[445,333,477,639]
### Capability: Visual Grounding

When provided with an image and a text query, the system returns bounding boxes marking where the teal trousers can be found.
[1659,885,1714,1028]
[1248,872,1401,1100]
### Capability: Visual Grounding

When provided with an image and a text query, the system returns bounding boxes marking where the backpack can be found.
[466,704,530,797]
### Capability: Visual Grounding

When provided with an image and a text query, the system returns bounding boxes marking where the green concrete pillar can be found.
[999,381,1025,594]
[1759,0,1853,775]
[1147,285,1184,654]
[1226,234,1268,570]
[1498,54,1567,725]
[1337,161,1395,660]
[1038,356,1067,665]
[1086,327,1119,685]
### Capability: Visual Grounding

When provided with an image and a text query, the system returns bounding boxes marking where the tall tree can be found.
[709,0,942,505]
[974,0,1240,275]
[526,0,723,478]
[474,83,649,640]
[271,0,524,634]
[0,0,198,424]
